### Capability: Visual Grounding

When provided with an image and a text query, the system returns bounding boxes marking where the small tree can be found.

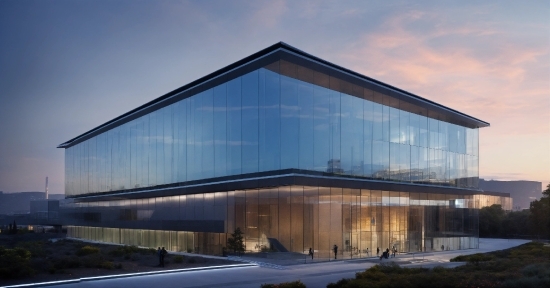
[227,227,245,255]
[530,184,550,239]
[479,204,505,237]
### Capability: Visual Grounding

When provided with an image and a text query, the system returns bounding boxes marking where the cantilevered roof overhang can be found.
[58,42,489,149]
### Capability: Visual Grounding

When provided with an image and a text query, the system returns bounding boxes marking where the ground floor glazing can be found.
[64,185,510,258]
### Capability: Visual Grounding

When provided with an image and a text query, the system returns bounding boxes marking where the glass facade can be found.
[64,186,510,257]
[61,45,498,257]
[65,65,479,197]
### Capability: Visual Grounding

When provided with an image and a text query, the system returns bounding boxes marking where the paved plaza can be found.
[11,239,530,288]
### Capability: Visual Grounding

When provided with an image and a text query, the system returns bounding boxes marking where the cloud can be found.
[335,8,549,137]
[249,0,288,29]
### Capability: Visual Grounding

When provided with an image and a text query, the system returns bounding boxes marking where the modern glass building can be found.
[58,42,511,258]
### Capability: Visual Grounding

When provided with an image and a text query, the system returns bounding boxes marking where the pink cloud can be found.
[336,10,549,135]
[331,8,550,184]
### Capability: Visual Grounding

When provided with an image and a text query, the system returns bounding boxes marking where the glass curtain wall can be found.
[65,66,479,197]
[61,186,501,258]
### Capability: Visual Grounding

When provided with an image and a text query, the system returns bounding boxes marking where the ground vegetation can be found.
[227,227,245,255]
[0,232,237,286]
[325,242,550,288]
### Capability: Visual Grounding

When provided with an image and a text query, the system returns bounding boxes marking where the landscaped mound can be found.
[325,242,550,288]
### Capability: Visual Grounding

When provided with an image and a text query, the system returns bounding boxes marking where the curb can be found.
[3,263,258,288]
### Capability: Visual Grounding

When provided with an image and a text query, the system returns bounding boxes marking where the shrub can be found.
[100,261,114,269]
[174,255,184,263]
[0,247,34,279]
[451,253,494,264]
[77,245,100,256]
[82,254,104,268]
[109,245,156,257]
[261,280,306,288]
[521,263,550,278]
[53,256,81,269]
[16,241,46,258]
[327,278,350,288]
[188,257,196,264]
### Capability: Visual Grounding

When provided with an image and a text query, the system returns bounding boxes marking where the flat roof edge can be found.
[58,41,489,148]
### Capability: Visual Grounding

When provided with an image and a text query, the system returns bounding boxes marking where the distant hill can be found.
[0,191,45,215]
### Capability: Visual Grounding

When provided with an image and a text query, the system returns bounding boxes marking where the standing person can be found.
[376,247,380,256]
[308,248,314,259]
[386,248,390,259]
[157,247,161,267]
[366,248,369,257]
[160,247,167,267]
[333,244,338,259]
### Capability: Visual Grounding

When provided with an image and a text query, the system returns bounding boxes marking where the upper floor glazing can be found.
[65,65,479,197]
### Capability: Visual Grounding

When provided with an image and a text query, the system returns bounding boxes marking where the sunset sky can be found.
[0,0,548,194]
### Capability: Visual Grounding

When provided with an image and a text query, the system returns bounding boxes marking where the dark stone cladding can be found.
[68,169,508,203]
[58,42,489,149]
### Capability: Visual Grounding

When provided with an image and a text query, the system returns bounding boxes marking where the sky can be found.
[0,0,548,194]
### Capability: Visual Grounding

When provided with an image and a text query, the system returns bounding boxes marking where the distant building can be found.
[0,191,45,215]
[30,200,60,221]
[479,179,542,210]
[47,194,65,200]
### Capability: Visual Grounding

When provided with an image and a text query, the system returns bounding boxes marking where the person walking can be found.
[366,247,369,257]
[160,247,167,267]
[157,247,162,267]
[333,244,338,260]
[376,247,380,256]
[308,248,314,260]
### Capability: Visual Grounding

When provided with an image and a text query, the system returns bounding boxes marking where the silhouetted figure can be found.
[366,248,369,256]
[157,247,162,266]
[333,245,338,259]
[160,247,167,267]
[379,249,388,260]
[377,247,380,256]
[441,245,444,251]
[308,248,314,259]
